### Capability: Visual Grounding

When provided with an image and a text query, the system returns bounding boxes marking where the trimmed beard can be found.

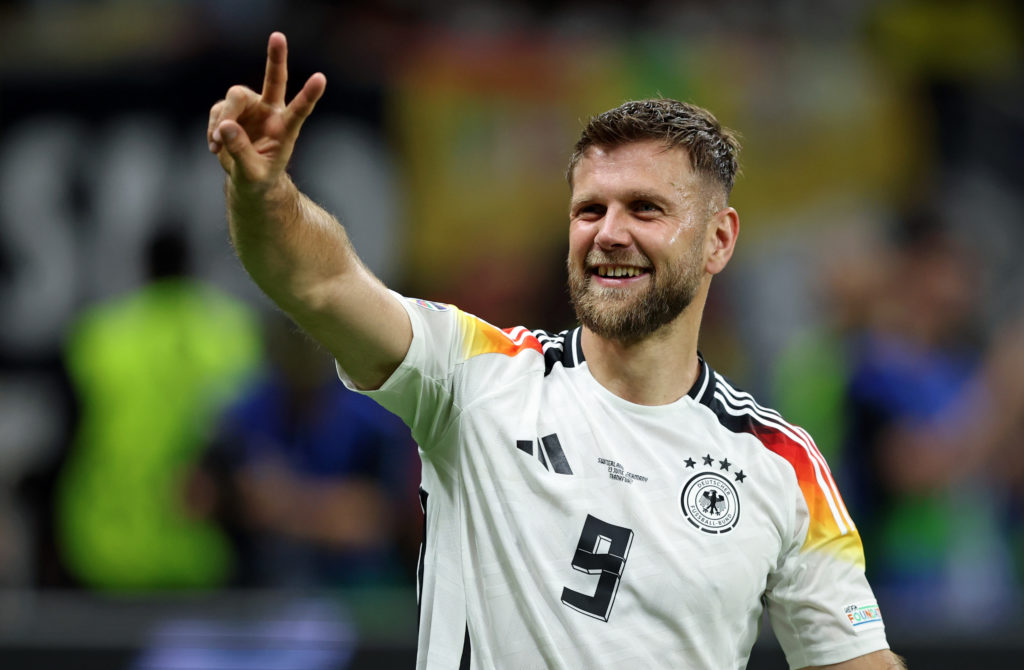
[566,243,704,344]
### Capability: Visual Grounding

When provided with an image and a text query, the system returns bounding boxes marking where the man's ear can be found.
[706,206,739,276]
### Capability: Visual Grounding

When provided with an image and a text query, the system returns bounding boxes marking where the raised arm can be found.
[207,32,411,390]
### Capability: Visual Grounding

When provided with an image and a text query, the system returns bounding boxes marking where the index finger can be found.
[261,32,288,105]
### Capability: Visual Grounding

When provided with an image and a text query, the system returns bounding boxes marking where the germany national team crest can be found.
[679,471,741,534]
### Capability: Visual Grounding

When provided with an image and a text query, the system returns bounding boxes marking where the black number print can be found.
[560,514,634,622]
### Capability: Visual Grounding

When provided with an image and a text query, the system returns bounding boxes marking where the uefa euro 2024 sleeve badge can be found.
[679,454,745,534]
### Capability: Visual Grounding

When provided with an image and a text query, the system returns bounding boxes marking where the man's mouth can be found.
[591,265,651,279]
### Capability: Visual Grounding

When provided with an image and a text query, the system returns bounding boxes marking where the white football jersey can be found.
[338,295,889,669]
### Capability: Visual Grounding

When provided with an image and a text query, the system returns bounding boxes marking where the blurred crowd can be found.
[15,226,422,594]
[772,205,1024,633]
[0,0,1023,646]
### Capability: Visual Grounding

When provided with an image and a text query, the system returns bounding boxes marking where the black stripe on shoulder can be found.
[708,392,763,435]
[539,327,584,376]
[712,372,799,436]
[691,360,761,435]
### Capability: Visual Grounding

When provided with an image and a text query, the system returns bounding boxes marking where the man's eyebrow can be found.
[625,190,670,204]
[571,190,670,207]
[569,193,600,210]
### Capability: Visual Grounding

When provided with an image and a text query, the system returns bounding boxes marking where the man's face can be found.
[566,140,713,343]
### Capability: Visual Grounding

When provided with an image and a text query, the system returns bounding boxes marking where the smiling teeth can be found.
[597,266,644,278]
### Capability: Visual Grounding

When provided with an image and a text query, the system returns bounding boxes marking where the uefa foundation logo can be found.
[679,472,740,534]
[412,298,449,311]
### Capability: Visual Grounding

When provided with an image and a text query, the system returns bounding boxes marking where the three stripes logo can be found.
[517,434,573,475]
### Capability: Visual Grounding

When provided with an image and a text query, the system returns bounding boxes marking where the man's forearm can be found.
[209,33,411,390]
[226,175,363,321]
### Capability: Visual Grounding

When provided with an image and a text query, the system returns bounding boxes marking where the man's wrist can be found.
[226,172,295,209]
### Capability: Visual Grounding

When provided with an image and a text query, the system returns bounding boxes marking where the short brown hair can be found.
[567,98,741,197]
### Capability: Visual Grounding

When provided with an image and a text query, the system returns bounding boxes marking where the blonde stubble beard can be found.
[566,237,705,345]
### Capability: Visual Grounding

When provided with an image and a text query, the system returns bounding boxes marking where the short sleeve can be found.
[335,292,540,452]
[766,479,889,668]
[335,292,465,450]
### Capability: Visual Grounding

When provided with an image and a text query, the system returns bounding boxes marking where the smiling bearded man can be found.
[208,33,903,669]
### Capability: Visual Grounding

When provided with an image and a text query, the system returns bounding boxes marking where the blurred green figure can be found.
[57,229,261,589]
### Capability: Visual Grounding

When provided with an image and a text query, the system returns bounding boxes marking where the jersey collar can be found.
[687,353,716,407]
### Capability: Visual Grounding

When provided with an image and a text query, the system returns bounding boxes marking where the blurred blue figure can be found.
[842,207,1024,633]
[191,313,419,589]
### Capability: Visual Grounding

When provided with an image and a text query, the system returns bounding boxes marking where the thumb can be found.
[215,120,262,180]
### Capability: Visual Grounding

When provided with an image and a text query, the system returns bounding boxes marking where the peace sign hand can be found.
[207,32,326,191]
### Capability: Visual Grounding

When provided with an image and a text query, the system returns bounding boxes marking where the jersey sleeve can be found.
[764,432,890,668]
[335,292,541,452]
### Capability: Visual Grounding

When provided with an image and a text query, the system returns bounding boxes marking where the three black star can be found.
[693,454,748,484]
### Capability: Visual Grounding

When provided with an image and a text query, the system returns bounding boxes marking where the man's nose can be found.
[593,206,632,249]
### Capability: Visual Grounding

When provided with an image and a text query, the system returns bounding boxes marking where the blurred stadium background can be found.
[1,0,1023,667]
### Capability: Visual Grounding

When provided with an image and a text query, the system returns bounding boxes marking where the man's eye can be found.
[576,205,605,217]
[634,201,659,213]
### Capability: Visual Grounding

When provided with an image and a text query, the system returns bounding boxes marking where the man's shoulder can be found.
[404,295,573,369]
[691,359,828,470]
[521,326,584,377]
[692,360,804,441]
[696,359,856,533]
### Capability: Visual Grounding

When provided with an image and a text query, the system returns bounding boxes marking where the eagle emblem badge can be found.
[679,471,741,534]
